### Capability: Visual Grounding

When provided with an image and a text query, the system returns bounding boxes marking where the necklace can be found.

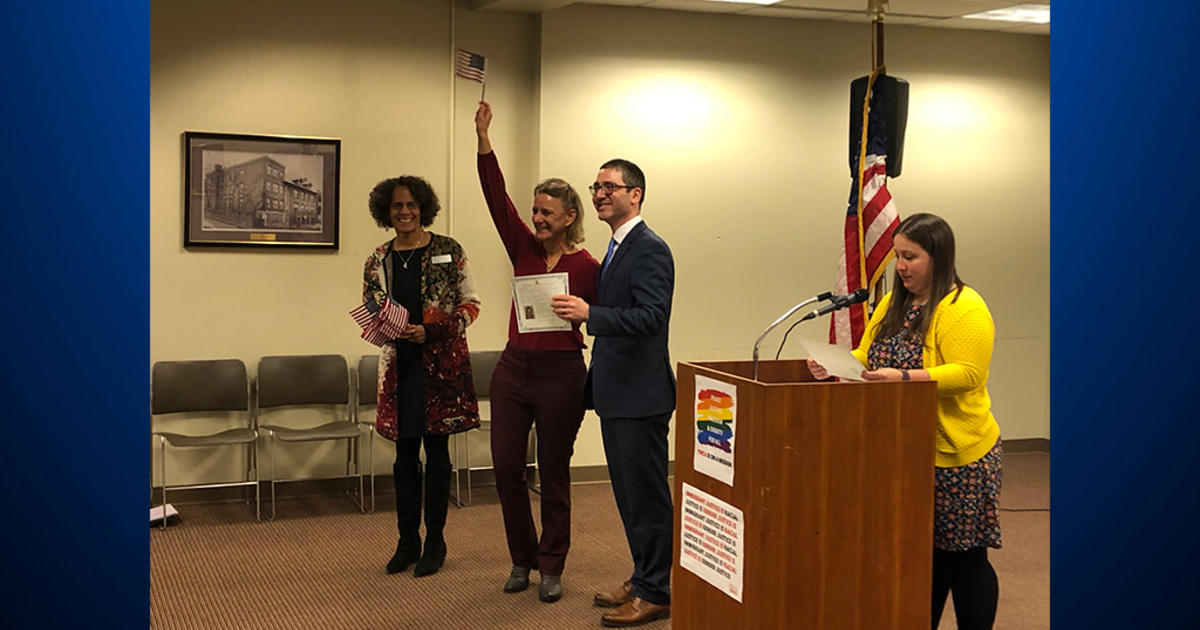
[396,247,419,269]
[545,245,572,272]
[394,232,427,269]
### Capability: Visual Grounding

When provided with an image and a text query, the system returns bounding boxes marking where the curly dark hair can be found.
[368,176,440,229]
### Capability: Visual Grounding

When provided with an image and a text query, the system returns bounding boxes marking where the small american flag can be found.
[349,300,379,328]
[830,69,900,349]
[349,298,410,347]
[455,49,486,83]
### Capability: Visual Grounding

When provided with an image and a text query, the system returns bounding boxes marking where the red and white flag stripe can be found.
[349,299,410,347]
[830,153,899,348]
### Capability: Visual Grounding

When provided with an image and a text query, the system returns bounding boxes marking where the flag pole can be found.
[448,3,457,238]
[860,0,889,313]
[870,0,887,69]
[855,70,879,316]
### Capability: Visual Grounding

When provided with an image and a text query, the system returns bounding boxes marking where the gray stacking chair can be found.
[451,350,539,506]
[256,354,369,520]
[151,359,258,527]
[355,354,379,513]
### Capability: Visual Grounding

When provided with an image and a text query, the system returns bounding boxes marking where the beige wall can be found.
[150,0,540,483]
[538,6,1049,467]
[151,0,1048,487]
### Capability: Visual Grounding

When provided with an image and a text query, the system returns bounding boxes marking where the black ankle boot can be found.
[503,566,531,593]
[413,538,446,577]
[386,536,421,575]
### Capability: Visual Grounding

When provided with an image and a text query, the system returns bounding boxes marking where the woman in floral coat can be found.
[362,174,480,578]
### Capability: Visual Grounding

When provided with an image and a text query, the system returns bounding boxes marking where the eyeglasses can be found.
[588,182,634,196]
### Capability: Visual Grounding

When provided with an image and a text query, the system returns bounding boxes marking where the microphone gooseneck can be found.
[752,292,836,380]
[773,289,872,361]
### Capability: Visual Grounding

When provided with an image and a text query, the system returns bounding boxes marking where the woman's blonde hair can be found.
[533,178,585,246]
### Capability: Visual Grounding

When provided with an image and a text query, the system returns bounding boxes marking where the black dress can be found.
[390,244,428,439]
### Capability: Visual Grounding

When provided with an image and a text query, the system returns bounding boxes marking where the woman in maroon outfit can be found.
[475,102,599,603]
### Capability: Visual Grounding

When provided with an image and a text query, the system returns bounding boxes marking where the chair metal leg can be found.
[451,432,459,507]
[450,433,464,508]
[352,434,362,513]
[267,432,277,521]
[465,431,473,506]
[159,436,168,530]
[344,435,354,502]
[149,436,154,521]
[245,440,253,508]
[252,437,261,521]
[368,427,375,513]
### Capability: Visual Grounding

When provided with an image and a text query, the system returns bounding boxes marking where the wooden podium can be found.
[672,359,937,630]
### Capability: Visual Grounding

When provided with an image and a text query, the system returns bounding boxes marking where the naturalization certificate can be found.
[511,272,571,333]
[797,337,867,381]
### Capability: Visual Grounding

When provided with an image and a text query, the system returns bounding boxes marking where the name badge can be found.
[431,254,453,264]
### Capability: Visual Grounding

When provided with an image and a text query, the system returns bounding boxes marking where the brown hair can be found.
[872,213,966,343]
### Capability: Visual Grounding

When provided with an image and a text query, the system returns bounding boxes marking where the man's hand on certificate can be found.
[550,294,588,322]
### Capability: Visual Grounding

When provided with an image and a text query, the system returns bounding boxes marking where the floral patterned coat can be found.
[362,234,481,440]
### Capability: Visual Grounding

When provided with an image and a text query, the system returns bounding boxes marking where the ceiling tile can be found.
[886,0,1033,18]
[739,7,858,19]
[1007,21,1050,35]
[828,12,940,24]
[771,0,866,9]
[754,1,1049,20]
[921,15,1029,30]
[583,0,652,6]
[525,1,1051,32]
[641,0,749,13]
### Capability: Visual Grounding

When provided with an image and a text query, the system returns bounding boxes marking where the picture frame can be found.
[183,131,341,249]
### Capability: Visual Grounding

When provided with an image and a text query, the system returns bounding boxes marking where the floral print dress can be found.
[868,304,1002,552]
[362,234,481,440]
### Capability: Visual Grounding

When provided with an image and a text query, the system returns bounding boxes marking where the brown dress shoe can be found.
[600,597,670,627]
[593,580,634,608]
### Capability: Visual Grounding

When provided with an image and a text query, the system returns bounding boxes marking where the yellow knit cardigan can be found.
[851,286,1001,467]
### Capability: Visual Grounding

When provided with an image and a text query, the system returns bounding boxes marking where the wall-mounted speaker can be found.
[849,74,909,178]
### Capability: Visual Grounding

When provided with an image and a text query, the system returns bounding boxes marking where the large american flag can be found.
[454,49,486,83]
[349,298,410,347]
[830,69,900,348]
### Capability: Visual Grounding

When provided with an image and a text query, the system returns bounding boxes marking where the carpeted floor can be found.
[150,452,1048,629]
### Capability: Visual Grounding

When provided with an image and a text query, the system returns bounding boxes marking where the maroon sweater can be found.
[477,150,600,350]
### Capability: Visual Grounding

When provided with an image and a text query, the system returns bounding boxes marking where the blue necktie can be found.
[600,238,616,276]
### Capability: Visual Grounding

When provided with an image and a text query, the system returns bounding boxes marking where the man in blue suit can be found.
[552,158,675,627]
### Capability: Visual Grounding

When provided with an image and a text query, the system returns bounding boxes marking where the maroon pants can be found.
[489,346,586,576]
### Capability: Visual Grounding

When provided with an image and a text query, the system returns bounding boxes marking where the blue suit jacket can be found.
[585,221,676,418]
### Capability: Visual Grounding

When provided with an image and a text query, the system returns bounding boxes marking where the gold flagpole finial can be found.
[867,0,888,20]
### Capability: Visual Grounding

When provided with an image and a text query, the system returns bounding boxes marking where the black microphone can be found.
[810,287,869,318]
[774,288,871,360]
[792,288,869,324]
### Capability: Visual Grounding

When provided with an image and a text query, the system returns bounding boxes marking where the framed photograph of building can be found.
[183,131,341,248]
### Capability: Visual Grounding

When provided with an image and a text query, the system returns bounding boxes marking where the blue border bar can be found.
[1,2,149,627]
[1053,2,1199,627]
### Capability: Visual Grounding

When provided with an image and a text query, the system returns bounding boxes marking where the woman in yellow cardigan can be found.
[809,213,1002,630]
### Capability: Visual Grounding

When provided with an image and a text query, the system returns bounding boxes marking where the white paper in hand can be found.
[797,338,866,381]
